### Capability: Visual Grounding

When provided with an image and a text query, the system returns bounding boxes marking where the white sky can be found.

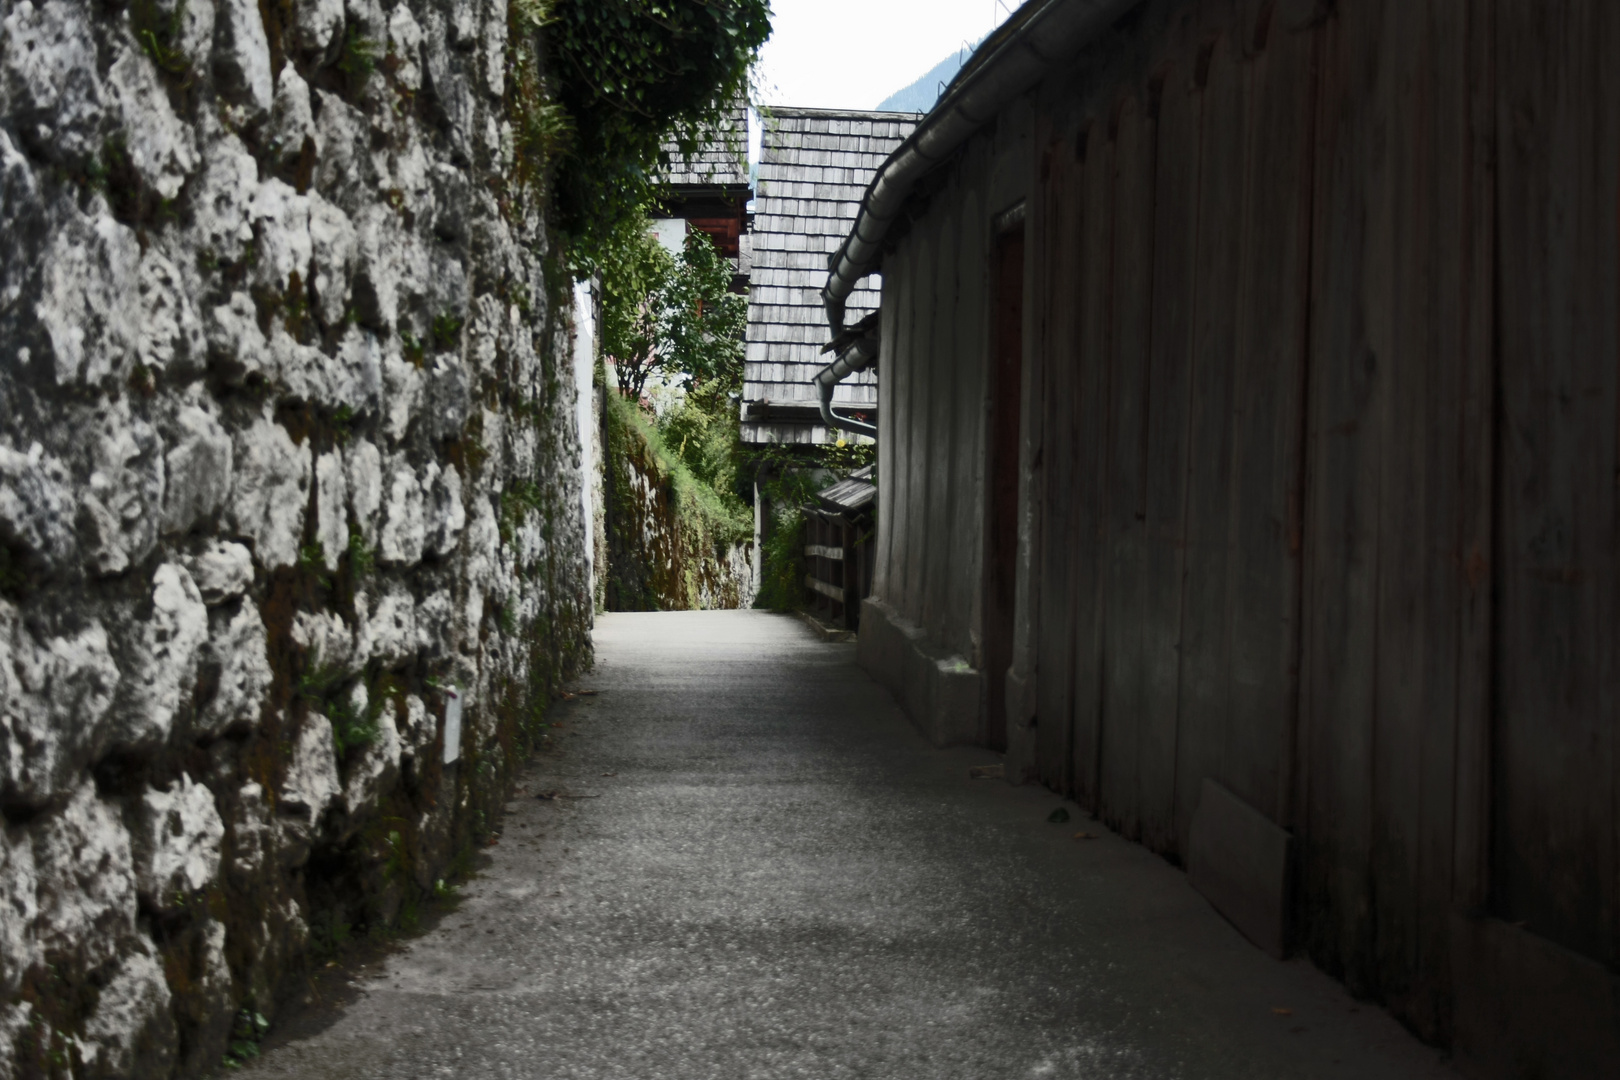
[755,0,1014,112]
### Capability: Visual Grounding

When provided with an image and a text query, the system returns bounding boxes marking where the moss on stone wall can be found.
[603,392,754,611]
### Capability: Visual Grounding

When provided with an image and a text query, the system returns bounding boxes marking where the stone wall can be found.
[603,392,754,612]
[0,0,592,1075]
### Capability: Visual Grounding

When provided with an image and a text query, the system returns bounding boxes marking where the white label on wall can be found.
[442,687,462,765]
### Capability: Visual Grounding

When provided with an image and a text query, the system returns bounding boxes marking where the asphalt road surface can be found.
[249,610,1458,1080]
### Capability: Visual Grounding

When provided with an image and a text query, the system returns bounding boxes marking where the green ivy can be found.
[511,0,770,269]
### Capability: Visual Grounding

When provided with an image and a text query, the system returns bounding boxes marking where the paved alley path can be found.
[251,611,1457,1079]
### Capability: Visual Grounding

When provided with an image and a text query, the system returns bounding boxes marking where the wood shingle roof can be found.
[743,107,919,445]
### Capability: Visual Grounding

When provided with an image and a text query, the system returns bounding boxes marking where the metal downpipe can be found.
[813,337,879,439]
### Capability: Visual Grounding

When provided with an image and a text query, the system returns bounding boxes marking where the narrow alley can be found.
[249,612,1456,1080]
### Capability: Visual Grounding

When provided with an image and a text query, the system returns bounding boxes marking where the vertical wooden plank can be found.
[1493,0,1620,970]
[1036,132,1084,792]
[1297,0,1392,997]
[1173,31,1245,852]
[1355,0,1478,1036]
[1069,122,1116,810]
[901,231,938,622]
[1139,24,1204,858]
[1098,93,1157,841]
[1221,3,1316,829]
[874,242,909,600]
[1450,0,1498,923]
[923,183,964,638]
[952,184,989,660]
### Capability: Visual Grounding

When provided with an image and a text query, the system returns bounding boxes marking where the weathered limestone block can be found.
[332,326,385,416]
[214,0,274,118]
[310,194,358,330]
[424,353,471,442]
[313,89,369,213]
[267,325,331,406]
[32,782,137,971]
[277,712,340,863]
[80,408,164,576]
[186,541,253,605]
[354,212,430,338]
[251,178,313,294]
[162,406,233,536]
[131,775,225,908]
[0,825,40,994]
[78,937,175,1079]
[315,451,348,572]
[189,135,259,264]
[365,582,417,668]
[345,438,384,545]
[108,563,208,752]
[226,781,271,884]
[292,609,357,675]
[0,604,119,806]
[0,0,106,166]
[38,209,141,386]
[379,454,425,566]
[381,349,422,443]
[399,693,433,758]
[0,1002,34,1080]
[424,463,465,556]
[267,63,316,169]
[341,683,401,818]
[107,44,198,199]
[229,415,310,570]
[428,162,471,243]
[0,129,45,322]
[387,7,425,92]
[151,0,216,68]
[0,440,77,574]
[138,248,206,377]
[196,600,271,739]
[206,292,270,384]
[295,0,345,59]
[416,588,454,657]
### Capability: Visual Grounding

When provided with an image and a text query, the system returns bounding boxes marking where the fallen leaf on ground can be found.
[1272,1007,1293,1016]
[1072,831,1097,840]
[1048,807,1071,823]
[968,764,1005,779]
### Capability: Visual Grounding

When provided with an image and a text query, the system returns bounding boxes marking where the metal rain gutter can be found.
[819,0,1141,334]
[813,335,880,439]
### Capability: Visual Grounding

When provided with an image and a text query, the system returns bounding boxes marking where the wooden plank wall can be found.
[869,0,1620,1050]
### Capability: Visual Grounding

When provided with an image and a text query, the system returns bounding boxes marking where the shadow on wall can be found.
[602,392,755,611]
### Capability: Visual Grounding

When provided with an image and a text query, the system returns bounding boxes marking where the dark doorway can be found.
[983,219,1025,752]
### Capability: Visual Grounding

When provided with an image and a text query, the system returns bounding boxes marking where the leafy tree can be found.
[599,219,675,402]
[602,229,746,403]
[537,0,772,268]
